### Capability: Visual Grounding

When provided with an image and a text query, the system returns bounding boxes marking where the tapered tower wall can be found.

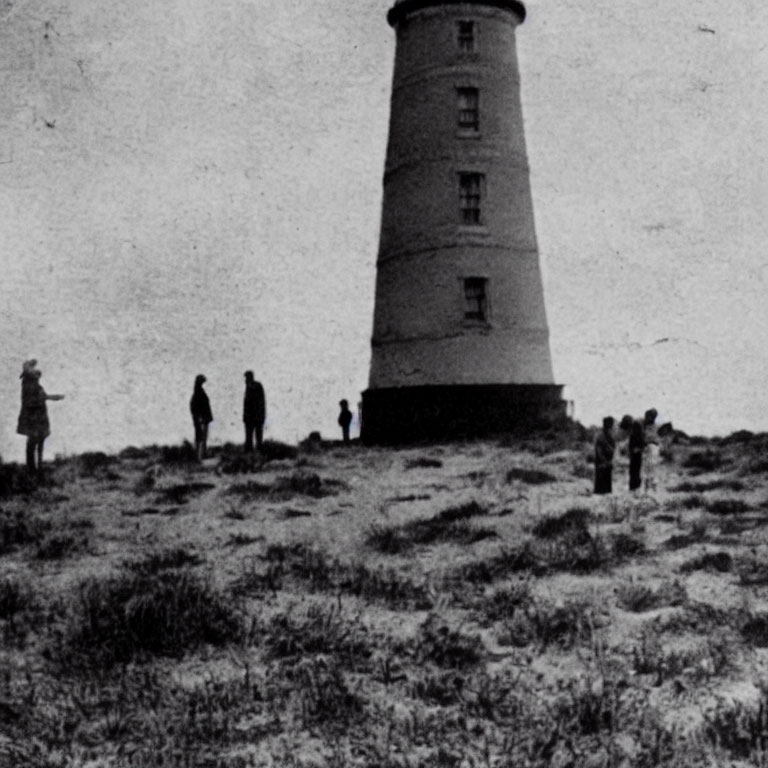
[363,0,565,443]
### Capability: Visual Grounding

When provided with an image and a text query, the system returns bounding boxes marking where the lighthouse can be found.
[362,0,565,444]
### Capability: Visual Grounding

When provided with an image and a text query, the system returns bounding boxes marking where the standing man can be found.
[620,414,645,493]
[338,399,353,443]
[593,416,615,494]
[243,370,266,453]
[190,374,213,461]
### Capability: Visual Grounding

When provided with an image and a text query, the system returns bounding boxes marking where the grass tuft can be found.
[62,568,243,666]
[505,467,558,485]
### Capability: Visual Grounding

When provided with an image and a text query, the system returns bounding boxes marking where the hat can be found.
[20,359,37,379]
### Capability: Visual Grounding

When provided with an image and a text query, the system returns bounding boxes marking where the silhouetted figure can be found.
[594,416,615,494]
[643,408,660,493]
[620,413,645,492]
[190,374,213,460]
[16,360,65,474]
[243,370,266,453]
[338,399,352,443]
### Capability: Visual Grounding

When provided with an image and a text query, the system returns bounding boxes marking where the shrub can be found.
[405,456,443,469]
[283,655,364,727]
[0,463,37,498]
[498,598,595,650]
[127,546,205,575]
[160,441,198,465]
[702,688,768,760]
[616,580,687,613]
[366,502,493,553]
[119,446,151,460]
[670,479,745,493]
[532,507,590,540]
[36,531,90,560]
[0,508,51,553]
[665,494,704,511]
[263,602,372,670]
[680,551,732,574]
[735,554,768,585]
[261,440,299,461]
[741,614,768,647]
[706,498,751,516]
[473,581,532,626]
[155,481,216,505]
[227,473,337,500]
[683,450,726,473]
[416,614,483,669]
[0,578,27,620]
[77,451,116,476]
[63,568,243,665]
[505,467,557,485]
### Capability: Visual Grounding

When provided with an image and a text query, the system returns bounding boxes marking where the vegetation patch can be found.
[531,507,590,539]
[227,472,339,501]
[680,551,733,574]
[0,578,28,620]
[235,545,433,609]
[61,568,243,666]
[263,602,372,671]
[77,451,117,477]
[159,441,198,465]
[616,580,687,613]
[0,463,38,498]
[126,546,205,575]
[155,481,216,505]
[404,456,443,469]
[0,508,51,553]
[366,501,494,554]
[705,498,751,516]
[735,553,768,585]
[36,531,90,560]
[670,479,745,493]
[497,597,596,651]
[505,467,558,485]
[665,494,704,511]
[415,614,483,669]
[683,450,727,473]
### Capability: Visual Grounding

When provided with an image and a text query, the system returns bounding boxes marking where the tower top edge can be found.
[387,0,526,27]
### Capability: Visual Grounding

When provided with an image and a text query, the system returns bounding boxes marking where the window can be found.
[457,20,475,52]
[457,87,479,131]
[464,278,488,321]
[459,173,483,225]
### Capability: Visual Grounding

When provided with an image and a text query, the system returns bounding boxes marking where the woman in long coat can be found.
[17,360,65,473]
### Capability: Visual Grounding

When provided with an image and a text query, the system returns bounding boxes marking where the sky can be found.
[1,0,767,460]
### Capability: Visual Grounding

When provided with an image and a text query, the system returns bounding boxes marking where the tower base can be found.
[361,384,566,445]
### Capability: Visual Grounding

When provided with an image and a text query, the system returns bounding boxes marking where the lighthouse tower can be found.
[362,0,565,444]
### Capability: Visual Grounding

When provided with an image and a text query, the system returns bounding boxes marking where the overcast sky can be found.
[1,0,767,459]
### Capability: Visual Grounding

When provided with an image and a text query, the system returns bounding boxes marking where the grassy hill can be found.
[1,430,768,766]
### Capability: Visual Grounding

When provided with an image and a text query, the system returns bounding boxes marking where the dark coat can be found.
[338,408,352,430]
[17,375,50,439]
[243,381,266,425]
[190,385,213,426]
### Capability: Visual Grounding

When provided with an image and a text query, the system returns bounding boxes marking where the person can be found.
[594,416,615,494]
[16,360,65,475]
[643,408,660,493]
[338,399,353,443]
[243,370,266,453]
[620,413,645,492]
[189,374,213,460]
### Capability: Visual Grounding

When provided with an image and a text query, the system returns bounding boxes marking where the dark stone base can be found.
[361,384,567,445]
